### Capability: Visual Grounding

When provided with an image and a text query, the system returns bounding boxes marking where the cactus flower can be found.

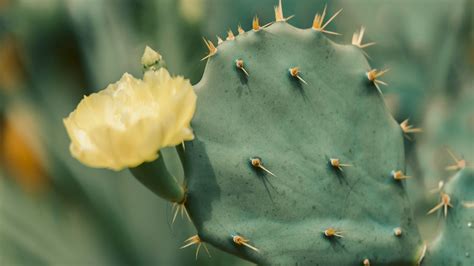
[63,68,196,171]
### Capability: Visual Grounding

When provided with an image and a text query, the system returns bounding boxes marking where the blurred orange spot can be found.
[1,107,49,193]
[0,35,24,92]
[0,0,9,10]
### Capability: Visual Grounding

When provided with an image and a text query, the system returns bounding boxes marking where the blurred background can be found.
[0,0,472,265]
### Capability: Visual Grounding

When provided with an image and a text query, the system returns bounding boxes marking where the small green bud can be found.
[141,46,165,71]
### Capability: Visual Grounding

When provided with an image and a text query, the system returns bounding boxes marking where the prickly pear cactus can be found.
[63,1,474,265]
[181,12,424,265]
[423,169,474,265]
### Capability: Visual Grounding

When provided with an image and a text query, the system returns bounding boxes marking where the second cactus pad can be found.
[424,169,474,265]
[182,21,423,264]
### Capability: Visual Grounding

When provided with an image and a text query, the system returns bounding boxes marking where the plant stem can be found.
[129,151,185,203]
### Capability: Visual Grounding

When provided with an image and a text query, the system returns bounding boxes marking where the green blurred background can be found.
[0,0,472,265]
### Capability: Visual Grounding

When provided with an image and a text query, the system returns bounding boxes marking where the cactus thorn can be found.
[235,59,249,76]
[289,67,308,84]
[227,29,235,40]
[445,148,467,171]
[238,24,245,35]
[462,201,474,208]
[172,193,191,224]
[400,119,422,140]
[430,180,445,193]
[366,69,389,93]
[400,119,422,133]
[330,158,352,171]
[352,26,376,49]
[274,0,294,22]
[417,244,427,265]
[427,192,453,217]
[363,258,371,266]
[312,5,342,35]
[201,38,217,61]
[253,15,261,31]
[250,157,276,177]
[323,227,343,238]
[391,170,411,180]
[253,15,272,31]
[232,235,259,252]
[172,202,191,224]
[217,35,224,45]
[393,227,402,237]
[180,235,211,259]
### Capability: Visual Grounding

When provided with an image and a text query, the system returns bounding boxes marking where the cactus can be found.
[408,82,474,262]
[60,1,473,265]
[127,3,426,264]
[423,169,474,265]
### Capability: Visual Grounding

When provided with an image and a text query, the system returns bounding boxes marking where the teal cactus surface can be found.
[177,21,424,264]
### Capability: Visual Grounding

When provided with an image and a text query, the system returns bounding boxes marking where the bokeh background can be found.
[0,0,472,265]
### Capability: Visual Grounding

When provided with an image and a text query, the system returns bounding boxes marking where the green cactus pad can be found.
[423,169,474,265]
[182,22,423,264]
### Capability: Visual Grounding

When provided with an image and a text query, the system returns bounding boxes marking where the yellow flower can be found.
[63,68,196,171]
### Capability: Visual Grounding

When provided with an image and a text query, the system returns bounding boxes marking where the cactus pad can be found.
[181,21,424,264]
[423,169,474,265]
